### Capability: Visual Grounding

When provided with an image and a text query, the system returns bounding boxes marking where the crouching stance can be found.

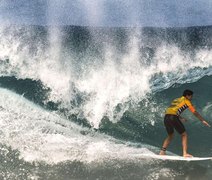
[159,90,210,157]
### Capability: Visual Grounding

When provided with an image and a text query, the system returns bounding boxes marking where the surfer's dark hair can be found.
[183,89,193,97]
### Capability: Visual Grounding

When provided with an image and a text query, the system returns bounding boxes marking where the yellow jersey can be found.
[165,96,196,115]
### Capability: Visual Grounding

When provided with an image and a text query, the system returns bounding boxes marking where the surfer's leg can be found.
[160,115,175,155]
[171,116,192,157]
[159,133,174,155]
[181,132,193,157]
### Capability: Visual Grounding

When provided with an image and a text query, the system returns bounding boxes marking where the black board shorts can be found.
[164,114,185,135]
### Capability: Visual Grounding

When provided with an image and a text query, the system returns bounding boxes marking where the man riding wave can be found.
[159,89,210,157]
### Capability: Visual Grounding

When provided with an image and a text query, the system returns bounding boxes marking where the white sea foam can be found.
[0,26,212,128]
[0,88,155,164]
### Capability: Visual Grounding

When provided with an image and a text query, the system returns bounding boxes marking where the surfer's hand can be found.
[202,120,211,127]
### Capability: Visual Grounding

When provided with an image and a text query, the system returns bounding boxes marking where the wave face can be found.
[0,25,212,179]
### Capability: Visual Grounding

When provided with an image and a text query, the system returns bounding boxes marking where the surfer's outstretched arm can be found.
[193,111,210,127]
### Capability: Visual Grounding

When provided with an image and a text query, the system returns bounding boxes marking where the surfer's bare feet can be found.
[159,151,166,155]
[159,147,167,155]
[183,153,193,158]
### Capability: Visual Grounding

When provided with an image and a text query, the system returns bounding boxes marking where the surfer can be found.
[159,89,210,157]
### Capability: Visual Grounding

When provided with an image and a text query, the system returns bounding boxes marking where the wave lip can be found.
[1,25,212,128]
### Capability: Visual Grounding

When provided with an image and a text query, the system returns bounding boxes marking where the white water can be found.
[0,88,156,164]
[0,26,212,128]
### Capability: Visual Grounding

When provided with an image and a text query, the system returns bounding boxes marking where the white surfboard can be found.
[133,154,212,161]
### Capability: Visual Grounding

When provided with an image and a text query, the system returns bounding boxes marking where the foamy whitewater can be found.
[1,3,212,178]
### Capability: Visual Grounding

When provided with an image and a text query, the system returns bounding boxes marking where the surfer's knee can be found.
[181,132,187,137]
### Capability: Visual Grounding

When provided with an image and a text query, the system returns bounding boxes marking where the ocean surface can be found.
[0,25,212,179]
